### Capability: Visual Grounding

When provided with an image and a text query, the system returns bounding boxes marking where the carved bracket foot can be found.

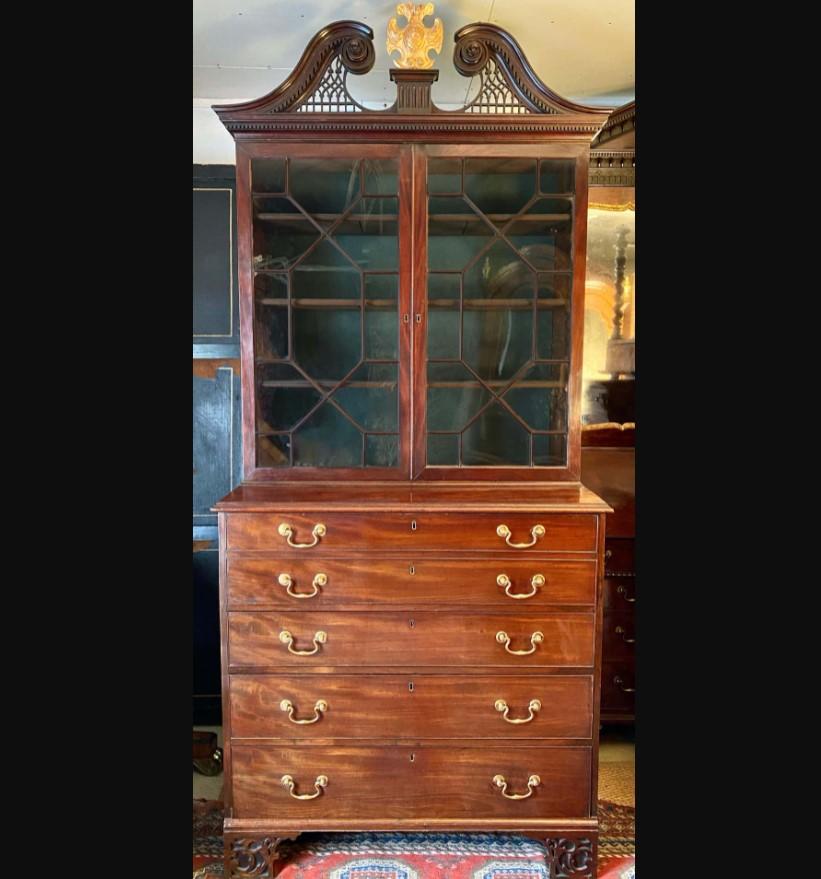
[224,832,299,878]
[544,836,597,878]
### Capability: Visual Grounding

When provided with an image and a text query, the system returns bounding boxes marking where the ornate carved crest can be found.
[453,24,606,115]
[213,19,612,135]
[387,3,444,69]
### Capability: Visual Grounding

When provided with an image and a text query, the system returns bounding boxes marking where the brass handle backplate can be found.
[492,774,541,800]
[494,699,542,724]
[278,572,327,599]
[615,625,635,644]
[496,524,545,548]
[497,573,544,599]
[496,630,544,656]
[616,584,636,603]
[280,774,328,800]
[614,675,635,693]
[278,522,326,548]
[279,630,327,656]
[279,699,328,725]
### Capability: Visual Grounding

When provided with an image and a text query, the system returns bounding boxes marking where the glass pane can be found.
[363,160,398,196]
[507,199,573,270]
[428,307,460,359]
[253,197,319,270]
[428,158,461,194]
[333,363,398,432]
[536,304,571,360]
[255,304,288,360]
[537,273,572,302]
[364,273,399,360]
[464,158,536,217]
[364,309,397,360]
[333,198,398,269]
[251,158,286,194]
[428,196,493,272]
[462,403,530,466]
[428,273,461,299]
[462,308,532,382]
[534,433,567,466]
[257,434,291,467]
[292,306,361,382]
[254,274,288,360]
[292,240,360,300]
[539,160,575,194]
[292,403,362,468]
[502,364,567,431]
[251,154,401,472]
[366,434,399,467]
[425,154,574,469]
[290,158,360,217]
[256,363,321,432]
[427,433,458,465]
[427,362,491,432]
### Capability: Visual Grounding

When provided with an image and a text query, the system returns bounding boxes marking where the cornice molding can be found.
[213,19,611,138]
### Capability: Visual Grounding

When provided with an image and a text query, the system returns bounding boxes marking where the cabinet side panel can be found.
[218,512,233,815]
[235,147,257,481]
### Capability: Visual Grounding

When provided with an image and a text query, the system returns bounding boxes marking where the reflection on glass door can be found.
[425,156,573,467]
[250,156,401,469]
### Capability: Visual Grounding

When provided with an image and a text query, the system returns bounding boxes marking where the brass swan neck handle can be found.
[496,523,545,548]
[278,572,327,599]
[278,522,326,548]
[279,630,327,656]
[496,630,544,656]
[492,774,541,800]
[279,699,328,725]
[494,698,542,724]
[280,774,328,800]
[497,573,545,599]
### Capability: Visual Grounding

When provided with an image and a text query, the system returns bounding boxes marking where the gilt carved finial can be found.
[387,3,443,69]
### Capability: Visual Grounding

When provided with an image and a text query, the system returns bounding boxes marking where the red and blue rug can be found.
[193,801,634,878]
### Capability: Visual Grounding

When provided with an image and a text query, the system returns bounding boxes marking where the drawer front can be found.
[604,538,634,575]
[231,744,591,820]
[603,576,635,610]
[226,512,597,553]
[602,611,635,662]
[601,662,635,713]
[230,674,593,739]
[227,557,597,609]
[228,611,595,669]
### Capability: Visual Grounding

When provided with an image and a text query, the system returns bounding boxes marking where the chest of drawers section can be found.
[218,504,606,875]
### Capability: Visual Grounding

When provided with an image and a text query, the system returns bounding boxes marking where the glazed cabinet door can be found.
[237,143,412,479]
[412,145,589,481]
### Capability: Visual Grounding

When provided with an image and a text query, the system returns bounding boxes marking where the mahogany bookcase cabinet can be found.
[213,19,613,879]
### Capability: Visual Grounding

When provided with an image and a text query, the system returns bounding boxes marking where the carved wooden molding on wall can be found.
[589,150,635,187]
[213,19,611,138]
[591,100,635,148]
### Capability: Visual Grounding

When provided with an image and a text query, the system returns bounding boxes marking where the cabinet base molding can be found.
[224,825,598,878]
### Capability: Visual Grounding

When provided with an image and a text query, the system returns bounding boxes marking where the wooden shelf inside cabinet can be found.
[255,212,573,223]
[255,298,570,310]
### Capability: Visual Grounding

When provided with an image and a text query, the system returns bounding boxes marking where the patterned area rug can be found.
[597,762,634,808]
[193,799,634,878]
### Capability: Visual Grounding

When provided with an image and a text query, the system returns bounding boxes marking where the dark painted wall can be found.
[193,164,241,724]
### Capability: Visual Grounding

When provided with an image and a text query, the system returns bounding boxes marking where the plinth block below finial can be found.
[389,68,439,114]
